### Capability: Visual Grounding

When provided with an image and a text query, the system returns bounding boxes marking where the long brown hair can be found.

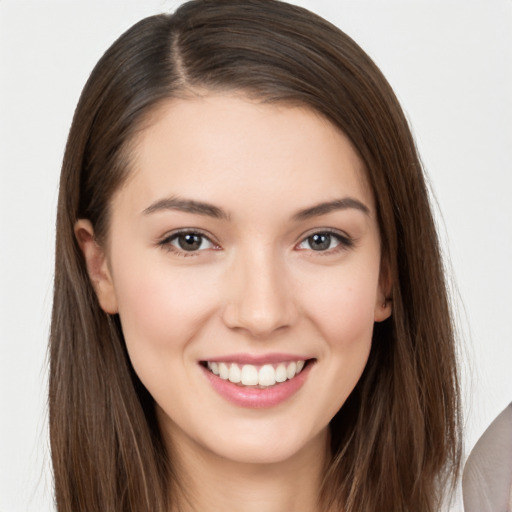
[50,1,461,510]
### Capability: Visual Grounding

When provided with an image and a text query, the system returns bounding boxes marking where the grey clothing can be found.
[463,403,512,512]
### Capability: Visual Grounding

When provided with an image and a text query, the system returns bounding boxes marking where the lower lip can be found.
[201,362,313,409]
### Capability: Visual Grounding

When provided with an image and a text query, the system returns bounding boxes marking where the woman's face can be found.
[81,94,390,465]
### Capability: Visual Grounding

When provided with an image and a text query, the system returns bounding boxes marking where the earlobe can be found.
[374,296,392,322]
[374,260,392,322]
[74,219,118,314]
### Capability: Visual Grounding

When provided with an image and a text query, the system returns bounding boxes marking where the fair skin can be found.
[76,93,391,512]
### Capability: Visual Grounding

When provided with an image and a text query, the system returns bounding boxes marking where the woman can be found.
[49,1,461,510]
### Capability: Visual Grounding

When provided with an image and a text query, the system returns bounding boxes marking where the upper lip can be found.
[200,353,313,365]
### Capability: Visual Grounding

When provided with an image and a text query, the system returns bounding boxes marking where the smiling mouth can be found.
[200,359,314,388]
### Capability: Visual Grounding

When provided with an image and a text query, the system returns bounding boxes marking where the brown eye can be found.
[307,233,333,251]
[176,233,204,251]
[161,231,216,253]
[296,230,353,253]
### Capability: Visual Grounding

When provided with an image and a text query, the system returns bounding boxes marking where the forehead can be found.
[116,94,374,218]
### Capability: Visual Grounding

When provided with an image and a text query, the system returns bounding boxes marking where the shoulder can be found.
[463,403,512,512]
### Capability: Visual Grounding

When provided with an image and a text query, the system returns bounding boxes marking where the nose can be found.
[222,248,297,338]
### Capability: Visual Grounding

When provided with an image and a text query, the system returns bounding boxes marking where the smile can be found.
[205,360,306,388]
[200,357,315,408]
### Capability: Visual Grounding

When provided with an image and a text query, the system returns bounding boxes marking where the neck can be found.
[166,427,331,512]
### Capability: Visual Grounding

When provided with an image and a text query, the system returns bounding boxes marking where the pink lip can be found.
[200,360,314,409]
[201,353,311,365]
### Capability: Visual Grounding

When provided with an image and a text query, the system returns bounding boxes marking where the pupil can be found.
[309,233,330,251]
[178,234,202,251]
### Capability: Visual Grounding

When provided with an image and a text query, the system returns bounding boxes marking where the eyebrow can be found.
[142,196,369,221]
[292,198,370,221]
[142,197,230,220]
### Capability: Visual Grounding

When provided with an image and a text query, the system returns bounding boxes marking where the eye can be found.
[159,230,217,254]
[297,231,353,252]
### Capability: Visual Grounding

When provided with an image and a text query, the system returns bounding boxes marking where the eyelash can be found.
[296,229,354,254]
[157,229,354,257]
[157,229,219,257]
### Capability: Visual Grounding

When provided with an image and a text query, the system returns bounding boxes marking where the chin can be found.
[195,420,327,466]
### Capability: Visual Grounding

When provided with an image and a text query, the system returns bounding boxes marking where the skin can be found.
[76,94,391,512]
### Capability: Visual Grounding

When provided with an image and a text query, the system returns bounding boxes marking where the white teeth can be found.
[286,362,297,379]
[218,362,229,380]
[275,364,287,383]
[258,364,276,386]
[228,363,241,383]
[241,364,259,385]
[206,360,308,387]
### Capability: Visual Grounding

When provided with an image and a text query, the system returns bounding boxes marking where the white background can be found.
[1,1,511,511]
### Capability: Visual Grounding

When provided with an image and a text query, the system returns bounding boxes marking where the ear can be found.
[74,219,118,314]
[374,259,392,322]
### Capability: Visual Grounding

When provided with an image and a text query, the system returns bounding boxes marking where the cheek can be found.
[298,263,379,418]
[112,260,224,406]
[300,263,380,349]
[111,252,220,364]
